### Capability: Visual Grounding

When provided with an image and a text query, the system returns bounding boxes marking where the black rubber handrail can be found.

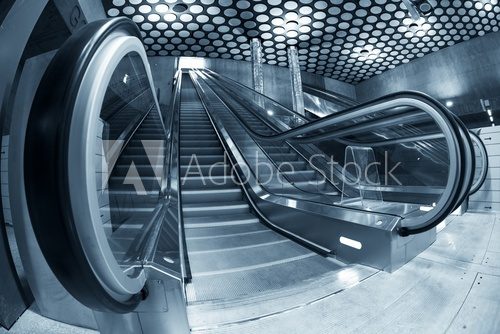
[468,131,488,195]
[303,84,357,108]
[163,70,192,283]
[192,70,469,237]
[24,18,146,313]
[203,69,452,147]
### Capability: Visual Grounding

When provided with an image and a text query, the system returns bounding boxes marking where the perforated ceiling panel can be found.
[103,0,500,83]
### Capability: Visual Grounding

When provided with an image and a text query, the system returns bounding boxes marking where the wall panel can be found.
[469,126,500,212]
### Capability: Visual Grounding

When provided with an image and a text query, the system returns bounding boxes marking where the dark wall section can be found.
[0,0,106,329]
[148,56,178,108]
[356,31,500,128]
[204,57,296,109]
[0,0,15,24]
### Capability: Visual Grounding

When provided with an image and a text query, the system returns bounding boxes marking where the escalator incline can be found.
[178,77,343,305]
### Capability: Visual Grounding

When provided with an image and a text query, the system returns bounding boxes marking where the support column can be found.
[250,38,264,94]
[288,46,305,115]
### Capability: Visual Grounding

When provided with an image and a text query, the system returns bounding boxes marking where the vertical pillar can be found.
[288,46,305,115]
[250,38,264,94]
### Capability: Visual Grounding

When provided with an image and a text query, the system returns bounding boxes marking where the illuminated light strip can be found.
[339,236,362,250]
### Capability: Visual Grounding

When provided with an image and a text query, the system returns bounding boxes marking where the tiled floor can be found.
[0,304,96,334]
[2,212,499,333]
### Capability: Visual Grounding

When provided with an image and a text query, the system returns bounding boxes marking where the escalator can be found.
[178,75,344,305]
[303,82,488,199]
[21,18,477,333]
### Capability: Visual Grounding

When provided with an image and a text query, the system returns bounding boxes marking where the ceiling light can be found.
[490,116,494,122]
[272,17,284,25]
[155,4,169,13]
[414,0,434,15]
[487,109,492,116]
[164,13,176,22]
[446,101,453,107]
[285,21,299,30]
[355,46,380,60]
[360,49,370,56]
[402,0,435,20]
[408,22,421,33]
[285,12,299,21]
[274,26,285,35]
[172,3,188,13]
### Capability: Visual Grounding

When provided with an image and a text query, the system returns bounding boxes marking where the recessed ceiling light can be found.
[446,101,454,107]
[172,3,188,13]
[155,4,169,13]
[354,46,380,60]
[415,0,434,15]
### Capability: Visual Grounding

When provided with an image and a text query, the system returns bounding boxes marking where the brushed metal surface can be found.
[9,51,97,329]
[190,213,500,333]
[447,273,500,333]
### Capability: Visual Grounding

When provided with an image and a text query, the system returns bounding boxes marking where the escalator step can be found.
[184,213,259,229]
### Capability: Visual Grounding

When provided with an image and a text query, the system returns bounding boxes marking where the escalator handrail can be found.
[303,83,477,208]
[449,115,475,212]
[468,131,488,195]
[200,70,448,194]
[302,84,357,108]
[203,68,310,123]
[24,18,149,313]
[211,69,473,229]
[190,72,404,239]
[200,69,454,146]
[192,70,468,237]
[161,69,193,283]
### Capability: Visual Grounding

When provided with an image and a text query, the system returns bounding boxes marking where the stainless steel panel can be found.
[469,201,500,212]
[479,125,500,134]
[9,51,97,329]
[469,190,498,203]
[447,274,500,333]
[487,155,500,166]
[423,213,495,264]
[190,257,477,334]
[482,143,500,156]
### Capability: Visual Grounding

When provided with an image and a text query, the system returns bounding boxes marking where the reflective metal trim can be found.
[469,131,488,195]
[68,35,157,300]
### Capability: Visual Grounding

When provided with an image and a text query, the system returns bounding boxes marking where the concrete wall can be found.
[469,126,500,212]
[356,31,500,109]
[204,58,357,109]
[148,56,178,108]
[147,56,357,109]
[204,58,295,109]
